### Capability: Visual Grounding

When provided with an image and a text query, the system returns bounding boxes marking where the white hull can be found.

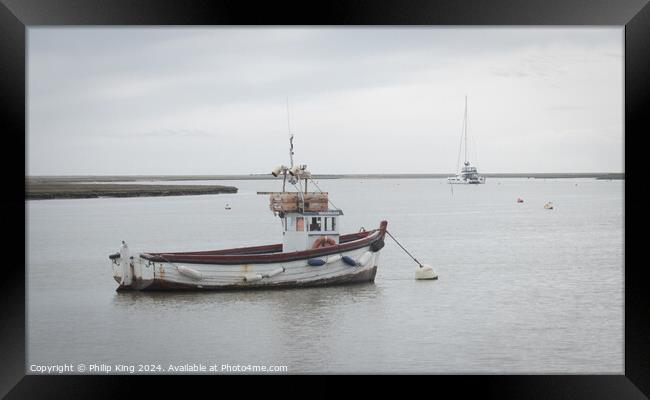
[111,234,383,291]
[447,176,486,184]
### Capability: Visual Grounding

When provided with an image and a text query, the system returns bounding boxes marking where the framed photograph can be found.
[5,0,647,397]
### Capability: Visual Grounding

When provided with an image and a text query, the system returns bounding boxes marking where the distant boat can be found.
[517,198,524,203]
[225,203,231,210]
[447,96,486,185]
[544,202,554,210]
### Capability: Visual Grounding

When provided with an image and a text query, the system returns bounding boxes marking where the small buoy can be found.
[178,265,203,281]
[342,255,357,266]
[415,264,438,280]
[326,254,342,264]
[357,251,373,266]
[262,267,285,278]
[307,258,326,266]
[243,272,263,282]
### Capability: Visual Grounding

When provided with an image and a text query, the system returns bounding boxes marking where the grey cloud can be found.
[27,27,624,175]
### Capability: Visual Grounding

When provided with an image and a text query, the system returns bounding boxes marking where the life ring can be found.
[312,236,336,249]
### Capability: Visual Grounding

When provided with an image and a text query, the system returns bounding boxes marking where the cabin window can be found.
[331,217,336,231]
[324,217,329,231]
[283,217,288,231]
[309,217,322,231]
[296,217,304,231]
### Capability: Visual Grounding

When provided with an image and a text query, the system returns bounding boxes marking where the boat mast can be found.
[289,134,295,169]
[284,97,295,191]
[287,98,294,169]
[464,95,468,165]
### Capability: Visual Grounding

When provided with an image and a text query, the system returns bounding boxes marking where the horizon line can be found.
[26,172,625,178]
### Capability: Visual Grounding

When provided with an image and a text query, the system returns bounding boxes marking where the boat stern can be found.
[109,248,154,291]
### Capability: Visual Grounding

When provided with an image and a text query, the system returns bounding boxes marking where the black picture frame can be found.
[3,0,648,397]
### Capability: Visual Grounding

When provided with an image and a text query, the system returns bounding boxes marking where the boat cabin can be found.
[269,192,343,252]
[281,210,343,252]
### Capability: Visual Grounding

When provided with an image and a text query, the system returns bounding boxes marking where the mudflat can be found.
[26,179,237,200]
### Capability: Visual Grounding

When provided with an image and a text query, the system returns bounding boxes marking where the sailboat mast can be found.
[464,95,468,164]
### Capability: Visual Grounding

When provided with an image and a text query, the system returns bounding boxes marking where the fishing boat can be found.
[109,135,387,291]
[447,96,486,185]
[544,201,554,210]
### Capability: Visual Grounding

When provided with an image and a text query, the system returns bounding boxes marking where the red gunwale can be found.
[141,220,387,265]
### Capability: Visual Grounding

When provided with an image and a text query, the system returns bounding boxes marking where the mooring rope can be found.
[385,230,423,268]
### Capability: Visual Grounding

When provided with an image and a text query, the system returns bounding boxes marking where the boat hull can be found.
[111,222,386,291]
[118,264,378,291]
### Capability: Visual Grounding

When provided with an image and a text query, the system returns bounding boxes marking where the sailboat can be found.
[447,96,486,185]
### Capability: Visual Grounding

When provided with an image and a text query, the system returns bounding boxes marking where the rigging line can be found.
[309,178,341,211]
[472,122,479,170]
[455,109,464,174]
[463,95,467,162]
[466,115,479,170]
[290,180,306,206]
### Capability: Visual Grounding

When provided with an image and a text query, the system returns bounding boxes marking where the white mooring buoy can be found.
[415,264,438,280]
[385,230,438,281]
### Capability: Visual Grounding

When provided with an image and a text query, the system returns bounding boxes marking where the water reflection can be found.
[111,283,382,310]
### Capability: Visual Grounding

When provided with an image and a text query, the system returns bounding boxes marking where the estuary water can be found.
[26,178,624,374]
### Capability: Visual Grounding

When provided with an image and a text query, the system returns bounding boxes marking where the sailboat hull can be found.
[447,176,486,184]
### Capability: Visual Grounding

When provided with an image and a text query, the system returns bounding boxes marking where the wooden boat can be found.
[109,135,387,291]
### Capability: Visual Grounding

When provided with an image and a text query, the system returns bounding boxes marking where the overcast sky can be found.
[27,27,623,175]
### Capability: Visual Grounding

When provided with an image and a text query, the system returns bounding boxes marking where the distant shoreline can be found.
[27,172,625,182]
[25,182,238,200]
[25,173,623,200]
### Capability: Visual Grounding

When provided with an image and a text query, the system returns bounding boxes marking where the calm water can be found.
[26,178,624,373]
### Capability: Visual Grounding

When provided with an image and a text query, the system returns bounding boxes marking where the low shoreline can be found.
[26,182,238,200]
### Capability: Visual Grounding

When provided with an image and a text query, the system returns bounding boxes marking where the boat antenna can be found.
[287,98,292,166]
[289,134,295,169]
